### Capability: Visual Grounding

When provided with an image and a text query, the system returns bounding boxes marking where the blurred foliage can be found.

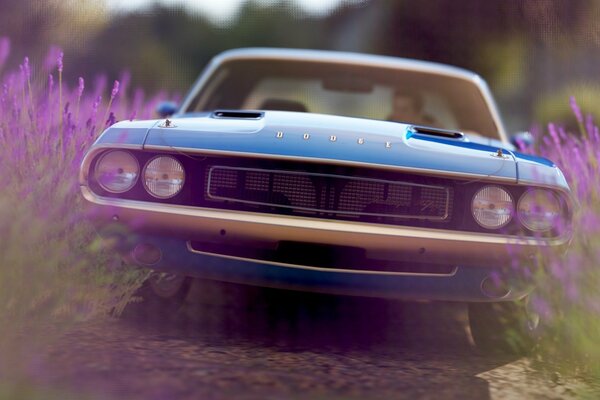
[0,0,108,65]
[535,83,600,128]
[478,37,527,98]
[381,0,600,129]
[74,2,329,92]
[515,107,600,387]
[0,40,147,386]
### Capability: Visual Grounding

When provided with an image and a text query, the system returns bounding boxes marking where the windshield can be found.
[185,59,501,140]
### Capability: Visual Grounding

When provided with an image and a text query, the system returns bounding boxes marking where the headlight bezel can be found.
[93,149,140,194]
[142,155,186,199]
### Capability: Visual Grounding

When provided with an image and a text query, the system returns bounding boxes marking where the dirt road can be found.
[37,280,587,399]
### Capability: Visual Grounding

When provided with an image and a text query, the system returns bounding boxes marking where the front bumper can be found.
[82,185,561,301]
[81,186,568,268]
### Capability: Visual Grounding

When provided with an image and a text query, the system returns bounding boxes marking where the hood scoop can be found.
[212,110,264,119]
[410,125,464,140]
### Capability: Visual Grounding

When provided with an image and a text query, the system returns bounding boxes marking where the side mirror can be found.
[510,131,534,150]
[156,101,178,118]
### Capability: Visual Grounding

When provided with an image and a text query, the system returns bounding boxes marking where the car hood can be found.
[108,111,519,181]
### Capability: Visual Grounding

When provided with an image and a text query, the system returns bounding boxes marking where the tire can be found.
[123,272,192,323]
[468,298,540,355]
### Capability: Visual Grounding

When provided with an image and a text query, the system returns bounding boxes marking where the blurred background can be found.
[1,0,599,133]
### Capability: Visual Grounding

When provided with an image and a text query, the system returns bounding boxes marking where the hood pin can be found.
[160,118,176,128]
[493,148,508,159]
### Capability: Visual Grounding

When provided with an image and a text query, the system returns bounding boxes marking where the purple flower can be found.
[22,57,30,79]
[569,96,583,124]
[92,95,101,115]
[48,74,54,92]
[548,123,560,147]
[111,80,120,99]
[57,51,64,73]
[77,77,85,98]
[106,111,116,127]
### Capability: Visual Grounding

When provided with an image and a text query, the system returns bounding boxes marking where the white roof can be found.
[212,47,481,82]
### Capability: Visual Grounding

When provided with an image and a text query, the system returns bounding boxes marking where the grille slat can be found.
[206,166,451,222]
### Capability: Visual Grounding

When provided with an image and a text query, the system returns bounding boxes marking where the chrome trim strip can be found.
[206,165,450,221]
[80,186,570,247]
[185,241,459,277]
[142,144,517,184]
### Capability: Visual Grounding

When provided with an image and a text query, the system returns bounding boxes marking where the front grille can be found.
[206,166,451,221]
[90,150,533,235]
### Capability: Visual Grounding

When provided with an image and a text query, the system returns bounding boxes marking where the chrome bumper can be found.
[81,186,568,269]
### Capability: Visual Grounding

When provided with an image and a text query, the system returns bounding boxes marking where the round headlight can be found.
[94,150,139,193]
[471,185,514,229]
[518,189,561,232]
[143,156,185,199]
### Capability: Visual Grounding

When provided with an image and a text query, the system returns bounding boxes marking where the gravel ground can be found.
[34,279,594,400]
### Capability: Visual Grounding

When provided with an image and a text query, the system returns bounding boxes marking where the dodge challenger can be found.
[80,48,573,352]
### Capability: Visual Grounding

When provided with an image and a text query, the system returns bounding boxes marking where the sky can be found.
[104,0,356,22]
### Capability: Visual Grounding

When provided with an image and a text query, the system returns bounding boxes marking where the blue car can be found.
[80,48,573,351]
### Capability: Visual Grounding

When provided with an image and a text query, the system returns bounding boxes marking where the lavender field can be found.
[522,103,600,380]
[0,39,156,392]
[0,39,599,395]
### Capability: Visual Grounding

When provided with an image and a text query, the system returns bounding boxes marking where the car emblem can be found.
[329,135,337,142]
[303,133,310,140]
[276,131,284,139]
[357,138,365,145]
[385,141,392,149]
